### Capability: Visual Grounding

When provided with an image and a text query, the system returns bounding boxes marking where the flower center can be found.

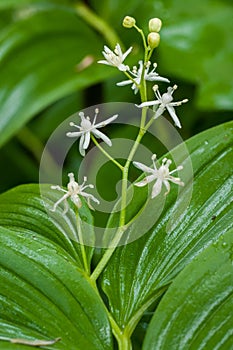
[158,165,169,179]
[161,92,173,104]
[68,182,80,193]
[81,118,92,131]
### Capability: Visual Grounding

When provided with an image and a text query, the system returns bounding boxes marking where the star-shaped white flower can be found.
[66,108,118,156]
[137,85,188,128]
[117,61,169,94]
[50,173,99,214]
[133,154,184,198]
[98,43,132,71]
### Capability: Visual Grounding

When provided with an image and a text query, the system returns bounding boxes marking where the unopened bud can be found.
[123,16,136,28]
[147,32,160,49]
[149,18,162,32]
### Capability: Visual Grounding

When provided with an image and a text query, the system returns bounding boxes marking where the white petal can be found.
[155,105,165,119]
[166,105,182,128]
[136,100,160,108]
[151,179,163,198]
[122,46,133,60]
[97,60,112,66]
[134,174,157,187]
[50,193,69,212]
[133,161,156,174]
[116,80,133,86]
[134,178,148,187]
[92,129,112,146]
[79,134,86,156]
[66,131,83,138]
[94,114,118,128]
[83,131,91,150]
[104,45,112,54]
[163,180,171,195]
[115,43,122,56]
[81,192,100,204]
[168,176,184,186]
[71,194,82,208]
[147,75,170,83]
[118,64,129,71]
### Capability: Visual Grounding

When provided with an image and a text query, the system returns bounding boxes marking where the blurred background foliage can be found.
[0,0,232,193]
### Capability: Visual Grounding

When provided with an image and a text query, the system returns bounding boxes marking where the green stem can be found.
[76,211,89,274]
[90,225,126,281]
[147,47,154,62]
[133,24,147,51]
[123,70,139,87]
[91,135,124,171]
[74,2,122,48]
[87,274,132,350]
[144,110,157,130]
[91,107,147,282]
[118,334,132,350]
[119,114,147,226]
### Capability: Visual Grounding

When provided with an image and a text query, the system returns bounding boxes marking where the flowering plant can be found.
[0,11,232,350]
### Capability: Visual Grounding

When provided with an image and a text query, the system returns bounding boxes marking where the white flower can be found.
[133,154,184,198]
[117,61,169,94]
[98,43,132,71]
[50,173,99,214]
[66,108,118,156]
[137,85,188,128]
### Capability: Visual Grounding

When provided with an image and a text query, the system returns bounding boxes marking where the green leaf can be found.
[0,184,94,271]
[0,184,112,348]
[101,121,233,332]
[0,4,113,148]
[131,0,233,110]
[0,223,113,349]
[143,228,233,349]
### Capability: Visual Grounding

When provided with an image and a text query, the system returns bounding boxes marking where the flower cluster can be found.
[98,16,188,129]
[50,16,186,215]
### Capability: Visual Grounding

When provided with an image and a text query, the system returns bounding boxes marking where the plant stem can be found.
[90,107,147,282]
[91,135,124,171]
[133,24,148,51]
[76,211,89,274]
[117,334,132,350]
[74,2,122,48]
[90,225,126,281]
[122,70,139,89]
[88,274,132,350]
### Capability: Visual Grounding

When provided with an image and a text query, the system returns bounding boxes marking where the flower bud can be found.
[149,18,162,32]
[147,32,160,49]
[123,16,136,28]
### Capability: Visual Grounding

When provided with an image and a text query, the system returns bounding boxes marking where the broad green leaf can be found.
[0,224,113,349]
[0,5,114,148]
[101,121,233,332]
[143,228,233,350]
[0,184,94,271]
